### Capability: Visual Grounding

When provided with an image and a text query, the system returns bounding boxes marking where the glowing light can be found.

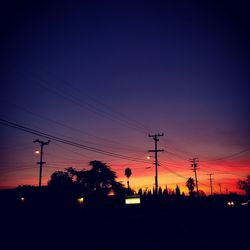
[241,200,249,206]
[108,191,114,196]
[20,197,25,201]
[146,156,151,160]
[227,201,234,207]
[125,195,141,205]
[77,197,84,205]
[35,150,40,154]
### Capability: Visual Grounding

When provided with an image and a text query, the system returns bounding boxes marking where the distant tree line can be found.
[14,161,250,203]
[238,175,250,197]
[45,161,211,199]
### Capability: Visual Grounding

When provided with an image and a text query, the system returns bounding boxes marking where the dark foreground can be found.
[1,195,249,250]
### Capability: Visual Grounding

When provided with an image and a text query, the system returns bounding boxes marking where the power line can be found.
[0,118,150,164]
[1,99,146,153]
[200,163,247,178]
[21,70,149,135]
[159,160,189,170]
[161,137,195,158]
[201,148,250,162]
[36,65,151,132]
[163,149,189,161]
[159,164,188,180]
[0,166,37,173]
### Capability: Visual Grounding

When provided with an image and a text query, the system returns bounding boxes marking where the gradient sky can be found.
[1,0,250,194]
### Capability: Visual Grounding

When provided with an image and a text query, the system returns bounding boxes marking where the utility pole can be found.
[219,183,222,194]
[148,133,164,195]
[34,139,50,187]
[208,173,214,195]
[190,158,199,196]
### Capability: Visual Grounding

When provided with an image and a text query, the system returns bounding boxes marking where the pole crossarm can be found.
[148,150,164,152]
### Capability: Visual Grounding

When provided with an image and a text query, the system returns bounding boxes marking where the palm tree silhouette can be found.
[186,177,195,196]
[125,168,132,189]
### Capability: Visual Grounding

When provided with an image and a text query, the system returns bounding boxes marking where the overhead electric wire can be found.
[159,164,189,180]
[161,137,195,158]
[163,150,189,161]
[1,99,146,153]
[15,70,250,170]
[22,70,149,135]
[0,118,150,164]
[201,148,250,162]
[33,65,151,132]
[199,163,248,178]
[17,69,200,167]
[0,166,37,173]
[159,158,189,170]
[2,114,147,163]
[0,164,36,170]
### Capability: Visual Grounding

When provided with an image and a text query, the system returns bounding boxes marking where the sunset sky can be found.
[1,0,250,194]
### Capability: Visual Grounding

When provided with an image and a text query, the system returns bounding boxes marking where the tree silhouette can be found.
[125,168,132,189]
[158,186,163,195]
[175,185,181,196]
[75,161,124,197]
[197,190,206,197]
[48,161,125,199]
[152,187,156,195]
[186,177,195,196]
[48,170,73,190]
[238,175,250,197]
[47,170,75,204]
[163,186,169,197]
[138,188,143,196]
[147,190,152,196]
[112,181,126,197]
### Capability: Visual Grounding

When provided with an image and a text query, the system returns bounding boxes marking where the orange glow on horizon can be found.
[1,143,249,196]
[1,161,247,196]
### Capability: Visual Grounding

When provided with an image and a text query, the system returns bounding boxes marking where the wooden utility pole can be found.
[148,133,164,195]
[209,173,214,195]
[219,183,222,194]
[34,139,50,187]
[190,158,199,195]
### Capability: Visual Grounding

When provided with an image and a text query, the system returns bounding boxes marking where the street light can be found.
[77,197,84,206]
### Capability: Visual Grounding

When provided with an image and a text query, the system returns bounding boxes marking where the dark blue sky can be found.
[1,0,250,190]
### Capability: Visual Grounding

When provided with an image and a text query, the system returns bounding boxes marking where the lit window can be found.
[125,195,141,205]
